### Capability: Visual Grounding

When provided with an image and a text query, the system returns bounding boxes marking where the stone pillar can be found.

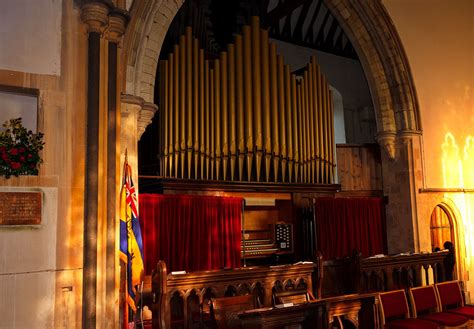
[106,8,127,329]
[80,2,109,328]
[377,130,424,254]
[121,94,145,186]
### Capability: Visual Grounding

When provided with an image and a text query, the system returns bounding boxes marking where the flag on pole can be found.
[120,154,145,315]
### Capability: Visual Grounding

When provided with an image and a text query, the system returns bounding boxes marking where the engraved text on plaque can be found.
[0,192,42,225]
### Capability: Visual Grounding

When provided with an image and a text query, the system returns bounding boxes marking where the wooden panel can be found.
[147,261,320,329]
[336,144,382,191]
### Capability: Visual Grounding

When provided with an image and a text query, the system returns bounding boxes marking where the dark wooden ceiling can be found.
[159,0,358,61]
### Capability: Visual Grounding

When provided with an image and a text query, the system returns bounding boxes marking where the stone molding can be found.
[120,94,158,139]
[108,9,129,42]
[375,131,397,161]
[138,102,158,139]
[81,2,110,34]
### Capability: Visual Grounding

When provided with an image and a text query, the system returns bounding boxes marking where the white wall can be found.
[271,39,376,143]
[0,187,58,329]
[0,0,62,75]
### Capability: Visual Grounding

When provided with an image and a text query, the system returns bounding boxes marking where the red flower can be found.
[10,162,21,170]
[18,147,26,153]
[20,156,25,162]
[9,148,18,155]
[0,146,6,153]
[1,153,9,161]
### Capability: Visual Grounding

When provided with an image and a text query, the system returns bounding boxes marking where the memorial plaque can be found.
[0,192,42,225]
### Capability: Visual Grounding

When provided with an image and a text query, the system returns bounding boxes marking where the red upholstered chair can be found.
[409,285,469,328]
[379,289,439,329]
[436,281,474,322]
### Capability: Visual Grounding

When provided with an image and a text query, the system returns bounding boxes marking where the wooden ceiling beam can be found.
[303,0,323,43]
[265,0,306,27]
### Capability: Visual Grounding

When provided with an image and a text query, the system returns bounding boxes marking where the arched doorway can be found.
[430,205,454,252]
[430,204,457,281]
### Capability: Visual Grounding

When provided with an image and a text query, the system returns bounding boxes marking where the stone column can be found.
[377,130,424,254]
[106,8,127,329]
[120,94,145,186]
[80,2,109,328]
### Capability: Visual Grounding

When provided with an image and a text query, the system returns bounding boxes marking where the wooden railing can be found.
[146,259,322,328]
[354,250,451,293]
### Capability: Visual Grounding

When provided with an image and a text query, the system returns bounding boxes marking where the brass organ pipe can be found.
[297,82,303,182]
[174,44,180,178]
[199,49,205,179]
[214,60,221,180]
[220,52,229,180]
[311,56,321,183]
[242,26,253,181]
[228,44,237,181]
[162,61,169,177]
[306,70,312,183]
[308,63,315,183]
[205,60,210,179]
[269,43,279,181]
[210,68,215,180]
[321,76,328,183]
[284,65,293,182]
[326,82,333,183]
[301,72,308,183]
[277,55,286,182]
[168,54,174,178]
[179,35,186,179]
[186,28,193,179]
[291,74,298,182]
[235,35,245,181]
[251,17,262,181]
[328,88,335,183]
[260,30,271,182]
[193,38,199,179]
[318,65,324,183]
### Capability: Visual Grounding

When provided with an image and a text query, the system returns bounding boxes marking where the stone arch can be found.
[122,0,420,157]
[123,0,184,103]
[323,0,420,158]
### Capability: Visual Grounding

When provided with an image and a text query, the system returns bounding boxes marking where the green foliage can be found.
[0,118,45,178]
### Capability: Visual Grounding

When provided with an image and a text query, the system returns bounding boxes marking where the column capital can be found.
[81,2,109,34]
[376,131,397,161]
[108,9,129,43]
[138,102,158,140]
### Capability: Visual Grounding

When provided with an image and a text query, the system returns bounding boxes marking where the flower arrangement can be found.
[0,118,44,178]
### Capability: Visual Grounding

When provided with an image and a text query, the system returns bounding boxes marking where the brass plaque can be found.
[0,192,42,225]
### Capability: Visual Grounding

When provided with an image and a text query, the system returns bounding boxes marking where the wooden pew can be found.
[146,260,321,328]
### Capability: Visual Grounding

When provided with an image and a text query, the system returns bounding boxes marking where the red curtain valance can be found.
[139,194,242,273]
[314,197,385,259]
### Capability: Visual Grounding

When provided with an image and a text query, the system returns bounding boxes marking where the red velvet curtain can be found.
[139,194,242,274]
[314,197,384,259]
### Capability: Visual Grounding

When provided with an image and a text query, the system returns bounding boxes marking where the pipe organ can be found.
[158,17,335,184]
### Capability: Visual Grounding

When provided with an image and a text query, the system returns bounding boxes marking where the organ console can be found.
[157,16,335,184]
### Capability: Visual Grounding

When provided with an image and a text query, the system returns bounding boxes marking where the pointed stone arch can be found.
[120,0,424,253]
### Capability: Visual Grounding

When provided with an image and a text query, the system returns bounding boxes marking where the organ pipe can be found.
[158,20,335,184]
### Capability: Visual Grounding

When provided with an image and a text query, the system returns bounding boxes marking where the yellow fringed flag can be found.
[120,155,144,316]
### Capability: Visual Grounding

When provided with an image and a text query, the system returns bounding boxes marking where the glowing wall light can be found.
[441,133,474,267]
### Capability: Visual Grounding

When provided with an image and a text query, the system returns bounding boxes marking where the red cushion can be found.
[385,318,439,329]
[448,306,474,319]
[411,287,438,312]
[381,291,409,318]
[420,312,469,326]
[437,282,463,307]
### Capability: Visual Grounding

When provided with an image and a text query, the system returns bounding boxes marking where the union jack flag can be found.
[120,157,144,314]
